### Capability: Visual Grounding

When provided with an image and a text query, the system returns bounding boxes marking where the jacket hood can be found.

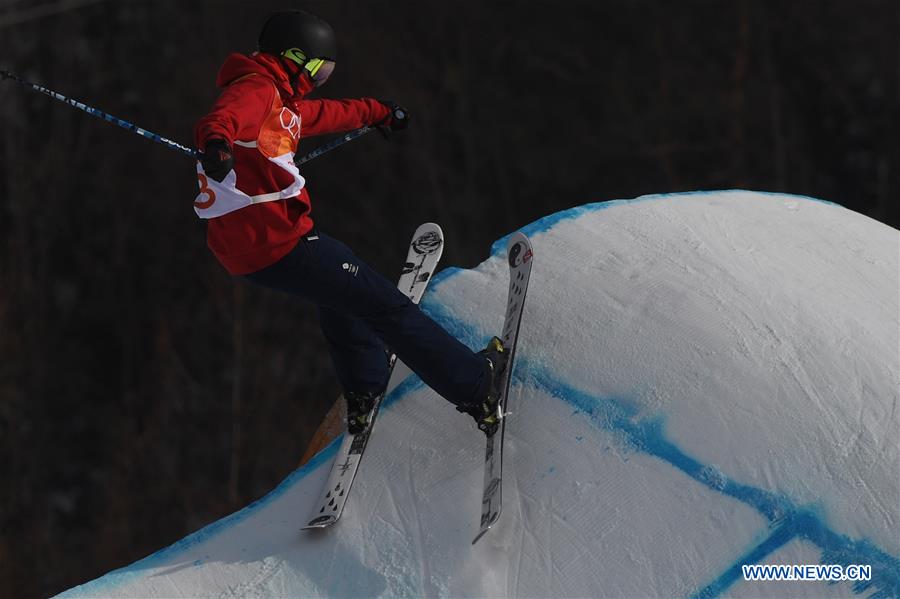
[215,52,315,99]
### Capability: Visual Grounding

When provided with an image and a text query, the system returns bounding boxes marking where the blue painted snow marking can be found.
[693,518,798,599]
[420,283,899,599]
[428,265,465,289]
[381,370,426,409]
[526,365,793,523]
[693,512,900,599]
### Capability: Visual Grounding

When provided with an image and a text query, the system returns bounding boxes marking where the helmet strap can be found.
[275,55,302,92]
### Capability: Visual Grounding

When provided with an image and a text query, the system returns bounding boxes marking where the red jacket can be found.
[194,52,391,275]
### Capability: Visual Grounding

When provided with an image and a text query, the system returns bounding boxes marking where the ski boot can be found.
[456,337,509,436]
[345,390,379,435]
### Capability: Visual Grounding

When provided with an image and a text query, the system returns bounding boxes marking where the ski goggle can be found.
[282,48,335,87]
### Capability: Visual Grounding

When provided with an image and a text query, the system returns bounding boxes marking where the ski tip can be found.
[302,515,337,530]
[507,231,531,248]
[472,510,502,545]
[472,524,494,545]
[414,222,443,237]
[410,224,444,258]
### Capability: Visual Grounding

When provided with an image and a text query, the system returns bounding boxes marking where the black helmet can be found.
[258,10,337,60]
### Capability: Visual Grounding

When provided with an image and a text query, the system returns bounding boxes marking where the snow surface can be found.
[60,191,899,598]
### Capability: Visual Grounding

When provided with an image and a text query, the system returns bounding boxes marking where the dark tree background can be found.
[0,0,896,596]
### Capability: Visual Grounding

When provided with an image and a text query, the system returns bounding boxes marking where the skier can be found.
[194,9,505,436]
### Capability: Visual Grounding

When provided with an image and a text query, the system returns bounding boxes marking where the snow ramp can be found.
[60,191,899,598]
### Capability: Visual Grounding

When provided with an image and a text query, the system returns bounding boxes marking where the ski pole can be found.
[294,125,375,166]
[1,69,376,166]
[1,68,199,158]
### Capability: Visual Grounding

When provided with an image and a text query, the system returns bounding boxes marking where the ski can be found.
[302,223,444,530]
[473,232,533,544]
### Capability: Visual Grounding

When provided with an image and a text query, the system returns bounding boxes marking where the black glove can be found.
[379,100,410,132]
[200,139,234,183]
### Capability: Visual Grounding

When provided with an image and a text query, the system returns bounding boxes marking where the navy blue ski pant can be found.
[244,230,485,406]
